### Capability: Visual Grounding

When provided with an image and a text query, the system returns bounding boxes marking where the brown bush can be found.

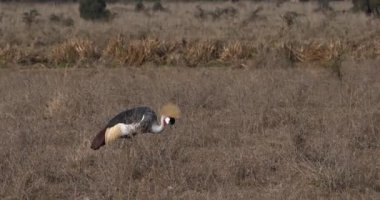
[183,40,222,67]
[285,40,344,63]
[351,39,380,60]
[51,38,98,64]
[0,44,22,63]
[103,36,174,66]
[220,41,254,61]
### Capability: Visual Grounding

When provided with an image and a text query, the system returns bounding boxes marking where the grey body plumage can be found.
[106,106,158,133]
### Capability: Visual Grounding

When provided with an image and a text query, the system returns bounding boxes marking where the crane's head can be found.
[160,103,180,126]
[164,117,176,125]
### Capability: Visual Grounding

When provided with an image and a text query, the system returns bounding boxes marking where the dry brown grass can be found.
[183,40,222,67]
[103,36,176,66]
[285,39,344,63]
[50,38,98,64]
[4,36,380,67]
[351,38,380,59]
[0,1,380,199]
[0,64,379,199]
[219,41,254,61]
[0,44,23,64]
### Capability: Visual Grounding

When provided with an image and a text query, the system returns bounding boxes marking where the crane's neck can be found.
[151,116,166,133]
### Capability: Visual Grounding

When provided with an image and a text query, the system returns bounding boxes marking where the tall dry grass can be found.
[50,38,98,64]
[0,1,380,67]
[1,36,380,67]
[285,39,344,63]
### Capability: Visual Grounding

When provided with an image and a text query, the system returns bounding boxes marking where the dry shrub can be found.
[22,9,40,28]
[2,37,380,67]
[241,6,265,26]
[152,0,166,12]
[51,38,98,64]
[374,40,380,56]
[102,35,126,63]
[125,37,159,65]
[212,7,238,20]
[184,40,221,67]
[49,13,74,27]
[376,40,380,55]
[285,40,344,63]
[103,36,173,66]
[194,5,206,19]
[161,40,183,65]
[351,39,380,59]
[281,11,302,27]
[195,6,238,21]
[0,45,45,65]
[220,41,254,61]
[105,37,252,66]
[0,44,22,63]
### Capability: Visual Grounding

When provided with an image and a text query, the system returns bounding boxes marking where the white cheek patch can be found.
[164,117,170,125]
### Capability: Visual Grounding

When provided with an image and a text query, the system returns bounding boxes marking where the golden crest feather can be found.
[160,103,181,118]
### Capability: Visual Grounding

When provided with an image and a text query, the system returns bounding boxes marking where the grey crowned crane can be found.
[91,103,180,150]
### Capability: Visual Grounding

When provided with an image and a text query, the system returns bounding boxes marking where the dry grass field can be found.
[0,1,380,199]
[0,1,379,67]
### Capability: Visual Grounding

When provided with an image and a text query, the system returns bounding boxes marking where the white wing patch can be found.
[119,123,140,136]
[104,116,145,145]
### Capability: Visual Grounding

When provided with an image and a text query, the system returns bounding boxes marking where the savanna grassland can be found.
[0,0,379,199]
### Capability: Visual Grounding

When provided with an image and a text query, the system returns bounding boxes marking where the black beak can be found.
[169,117,175,125]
